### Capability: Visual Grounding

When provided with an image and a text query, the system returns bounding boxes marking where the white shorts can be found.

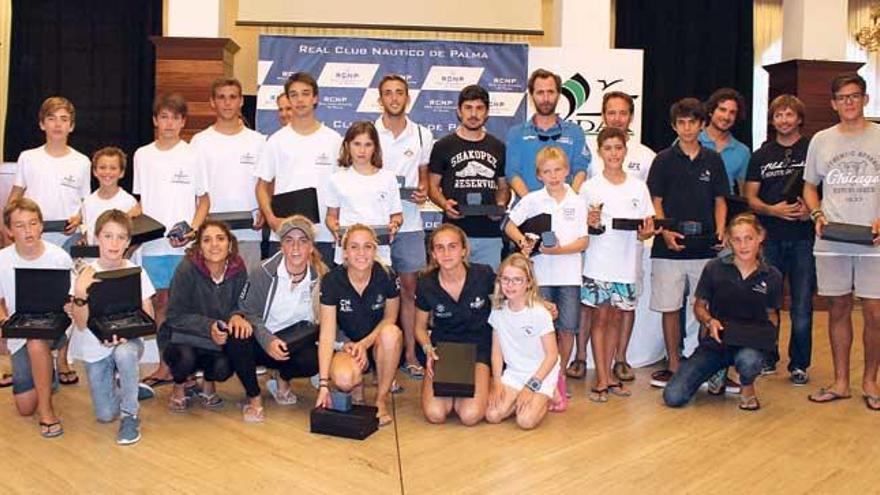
[816,255,880,299]
[649,258,710,312]
[501,362,560,398]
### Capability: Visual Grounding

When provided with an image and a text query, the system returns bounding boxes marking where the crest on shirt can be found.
[522,325,535,336]
[172,169,192,185]
[752,281,768,295]
[240,152,257,165]
[699,170,711,183]
[435,304,451,318]
[378,191,388,202]
[627,162,642,172]
[60,174,78,189]
[470,296,485,309]
[315,153,333,167]
[563,207,576,221]
[339,299,353,312]
[371,294,386,310]
[404,149,415,157]
[631,198,640,210]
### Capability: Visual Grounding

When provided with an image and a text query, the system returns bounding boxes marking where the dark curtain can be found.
[615,0,754,152]
[4,0,162,192]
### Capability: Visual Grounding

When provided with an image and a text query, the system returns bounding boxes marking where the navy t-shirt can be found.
[415,263,494,357]
[320,263,400,342]
[695,256,783,325]
[745,137,813,242]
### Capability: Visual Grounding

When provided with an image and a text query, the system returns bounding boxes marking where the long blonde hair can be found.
[422,223,470,276]
[341,223,391,275]
[491,253,544,309]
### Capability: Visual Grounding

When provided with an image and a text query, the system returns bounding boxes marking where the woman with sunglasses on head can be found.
[316,224,403,426]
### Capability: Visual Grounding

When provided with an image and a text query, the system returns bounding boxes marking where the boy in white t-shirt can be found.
[81,147,139,245]
[191,77,266,273]
[579,127,655,402]
[134,93,209,386]
[70,209,155,445]
[506,146,587,408]
[0,199,73,438]
[9,97,90,384]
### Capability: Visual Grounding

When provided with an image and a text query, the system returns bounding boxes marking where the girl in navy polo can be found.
[415,224,495,425]
[663,214,783,411]
[316,224,403,426]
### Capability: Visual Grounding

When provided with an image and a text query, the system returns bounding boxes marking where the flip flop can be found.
[39,420,64,438]
[608,382,632,397]
[807,387,852,403]
[400,363,425,380]
[266,379,298,406]
[588,387,609,403]
[142,376,174,388]
[566,359,587,379]
[58,370,79,385]
[0,373,12,388]
[739,395,761,411]
[377,412,393,427]
[863,394,880,411]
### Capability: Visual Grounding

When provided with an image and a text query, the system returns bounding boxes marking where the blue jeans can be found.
[762,238,815,371]
[83,339,143,422]
[663,341,764,407]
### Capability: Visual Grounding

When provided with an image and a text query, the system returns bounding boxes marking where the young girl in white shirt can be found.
[325,121,403,265]
[485,253,560,430]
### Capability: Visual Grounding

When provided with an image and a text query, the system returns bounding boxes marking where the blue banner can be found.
[256,36,528,139]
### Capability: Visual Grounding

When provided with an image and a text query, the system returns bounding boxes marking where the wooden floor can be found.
[2,310,879,494]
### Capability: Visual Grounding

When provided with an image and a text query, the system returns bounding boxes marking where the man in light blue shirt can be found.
[699,88,751,195]
[505,69,591,198]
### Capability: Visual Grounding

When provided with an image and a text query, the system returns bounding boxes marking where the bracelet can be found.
[809,209,824,221]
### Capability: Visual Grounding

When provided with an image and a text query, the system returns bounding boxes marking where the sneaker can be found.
[789,368,809,386]
[706,369,726,395]
[137,383,155,401]
[650,369,673,388]
[116,415,141,445]
[256,366,268,376]
[761,364,778,376]
[724,377,742,394]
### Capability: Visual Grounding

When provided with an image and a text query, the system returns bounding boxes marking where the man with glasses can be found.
[743,94,814,385]
[506,69,591,197]
[802,73,880,410]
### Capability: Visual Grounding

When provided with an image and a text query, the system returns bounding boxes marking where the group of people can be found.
[1,66,878,446]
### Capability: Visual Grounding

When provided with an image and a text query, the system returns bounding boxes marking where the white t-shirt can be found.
[14,146,91,246]
[256,124,342,243]
[69,259,156,363]
[265,264,313,332]
[488,302,560,397]
[375,117,434,233]
[82,189,138,244]
[325,167,403,264]
[508,185,587,286]
[0,242,73,355]
[191,126,266,242]
[132,141,207,256]
[579,174,654,283]
[588,140,656,182]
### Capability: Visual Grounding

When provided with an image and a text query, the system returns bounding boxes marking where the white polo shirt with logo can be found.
[588,140,656,182]
[375,117,434,233]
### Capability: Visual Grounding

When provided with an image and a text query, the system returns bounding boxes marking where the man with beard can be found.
[699,88,751,195]
[506,69,591,197]
[429,85,509,271]
[374,74,434,379]
[744,94,814,384]
[803,73,880,411]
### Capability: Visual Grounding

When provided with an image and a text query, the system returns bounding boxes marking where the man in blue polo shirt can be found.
[699,88,751,195]
[506,69,591,197]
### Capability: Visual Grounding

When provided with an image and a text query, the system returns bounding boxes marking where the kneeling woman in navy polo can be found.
[316,224,403,426]
[664,214,783,411]
[415,224,495,425]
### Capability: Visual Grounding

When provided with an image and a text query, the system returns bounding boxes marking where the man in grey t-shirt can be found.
[803,73,880,409]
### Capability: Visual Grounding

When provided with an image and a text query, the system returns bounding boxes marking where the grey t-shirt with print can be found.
[804,123,880,256]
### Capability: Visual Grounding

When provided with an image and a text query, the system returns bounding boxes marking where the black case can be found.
[458,192,506,216]
[432,342,476,398]
[1,268,71,340]
[274,321,319,351]
[207,211,255,230]
[722,319,778,351]
[271,187,320,224]
[781,170,804,204]
[821,222,876,246]
[653,218,677,230]
[310,405,379,440]
[516,213,552,255]
[612,218,643,231]
[338,225,391,245]
[70,245,100,259]
[87,267,156,340]
[131,215,167,245]
[42,220,69,233]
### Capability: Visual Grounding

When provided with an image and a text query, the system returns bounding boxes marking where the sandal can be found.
[400,363,425,380]
[0,373,12,388]
[141,376,174,388]
[168,394,192,413]
[613,361,635,382]
[807,387,852,403]
[266,379,298,406]
[376,409,393,427]
[39,420,64,438]
[588,387,609,403]
[739,395,761,411]
[608,382,632,397]
[863,394,880,411]
[242,404,265,423]
[197,392,225,410]
[58,370,79,385]
[566,359,587,379]
[390,379,405,394]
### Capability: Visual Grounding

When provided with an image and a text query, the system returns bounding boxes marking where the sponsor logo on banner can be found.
[322,95,353,111]
[356,89,421,114]
[421,66,484,91]
[489,77,521,92]
[317,62,380,88]
[488,92,525,117]
[423,97,457,114]
[257,85,285,111]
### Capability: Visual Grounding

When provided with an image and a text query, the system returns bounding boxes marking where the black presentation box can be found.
[612,218,643,231]
[131,215,166,245]
[781,170,805,204]
[396,175,419,201]
[457,192,506,217]
[432,342,477,398]
[821,222,876,246]
[274,321,319,351]
[42,220,69,233]
[337,225,391,245]
[310,404,379,440]
[87,267,155,341]
[271,187,320,224]
[207,211,256,230]
[70,244,100,259]
[722,319,778,352]
[653,218,677,230]
[516,213,552,255]
[1,268,71,340]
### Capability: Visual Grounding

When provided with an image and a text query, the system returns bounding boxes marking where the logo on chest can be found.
[171,169,192,185]
[60,174,78,189]
[627,162,642,172]
[371,294,386,310]
[562,207,576,221]
[339,299,353,312]
[315,153,333,167]
[522,325,535,336]
[240,152,257,165]
[699,170,711,183]
[434,303,452,318]
[470,296,486,309]
[752,280,768,295]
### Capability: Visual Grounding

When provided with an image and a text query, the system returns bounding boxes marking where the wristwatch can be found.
[525,376,541,392]
[72,296,88,307]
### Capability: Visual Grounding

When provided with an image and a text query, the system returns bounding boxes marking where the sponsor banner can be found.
[257,36,528,139]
